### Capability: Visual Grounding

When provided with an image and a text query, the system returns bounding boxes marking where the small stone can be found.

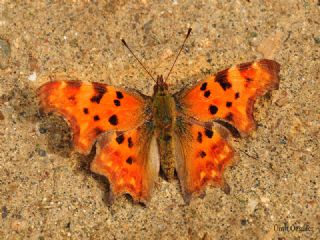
[69,39,78,48]
[257,31,283,59]
[39,127,47,134]
[240,219,248,226]
[250,32,258,38]
[37,148,47,157]
[143,20,153,33]
[314,37,320,44]
[28,71,37,81]
[11,219,27,232]
[0,111,4,120]
[247,198,258,213]
[65,222,71,229]
[260,196,270,203]
[160,48,173,60]
[2,206,8,219]
[279,137,287,144]
[0,38,10,69]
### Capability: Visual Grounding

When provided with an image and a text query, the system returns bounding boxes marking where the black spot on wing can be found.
[93,115,100,121]
[113,99,121,106]
[238,62,252,72]
[128,137,133,148]
[126,157,133,164]
[225,113,233,121]
[197,132,203,143]
[68,95,76,101]
[215,69,231,91]
[205,129,214,138]
[116,91,124,99]
[94,127,104,135]
[90,83,107,104]
[209,105,218,115]
[199,151,207,158]
[83,108,89,114]
[235,92,240,99]
[226,101,232,107]
[204,90,211,98]
[108,115,118,125]
[200,82,207,91]
[116,134,124,144]
[93,83,107,94]
[66,80,82,88]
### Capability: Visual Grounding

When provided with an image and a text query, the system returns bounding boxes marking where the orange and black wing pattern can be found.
[38,80,148,154]
[174,120,234,202]
[91,122,159,203]
[177,59,280,133]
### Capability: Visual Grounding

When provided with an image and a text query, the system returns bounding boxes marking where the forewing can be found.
[177,59,280,133]
[90,122,159,203]
[38,80,148,154]
[174,119,234,202]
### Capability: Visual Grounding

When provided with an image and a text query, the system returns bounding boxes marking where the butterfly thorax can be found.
[152,75,177,180]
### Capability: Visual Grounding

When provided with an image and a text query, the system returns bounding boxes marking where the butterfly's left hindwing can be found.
[174,119,234,201]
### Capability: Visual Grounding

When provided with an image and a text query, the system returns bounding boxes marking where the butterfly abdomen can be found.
[152,91,177,180]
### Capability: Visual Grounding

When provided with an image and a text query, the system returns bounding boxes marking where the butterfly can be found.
[38,28,280,203]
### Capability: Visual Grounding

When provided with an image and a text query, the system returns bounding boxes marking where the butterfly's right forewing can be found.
[38,80,148,154]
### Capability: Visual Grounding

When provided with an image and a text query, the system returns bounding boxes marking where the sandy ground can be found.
[0,1,319,239]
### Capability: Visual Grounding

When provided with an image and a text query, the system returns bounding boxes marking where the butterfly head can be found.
[153,75,168,94]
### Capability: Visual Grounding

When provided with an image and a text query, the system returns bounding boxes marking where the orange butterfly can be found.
[38,28,280,203]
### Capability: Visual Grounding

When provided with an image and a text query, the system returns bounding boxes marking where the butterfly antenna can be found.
[121,39,156,83]
[165,28,192,82]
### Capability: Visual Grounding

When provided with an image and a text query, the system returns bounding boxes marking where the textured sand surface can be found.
[0,1,319,239]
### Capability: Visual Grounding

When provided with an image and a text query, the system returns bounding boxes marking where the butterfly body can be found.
[151,75,177,181]
[38,59,280,203]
